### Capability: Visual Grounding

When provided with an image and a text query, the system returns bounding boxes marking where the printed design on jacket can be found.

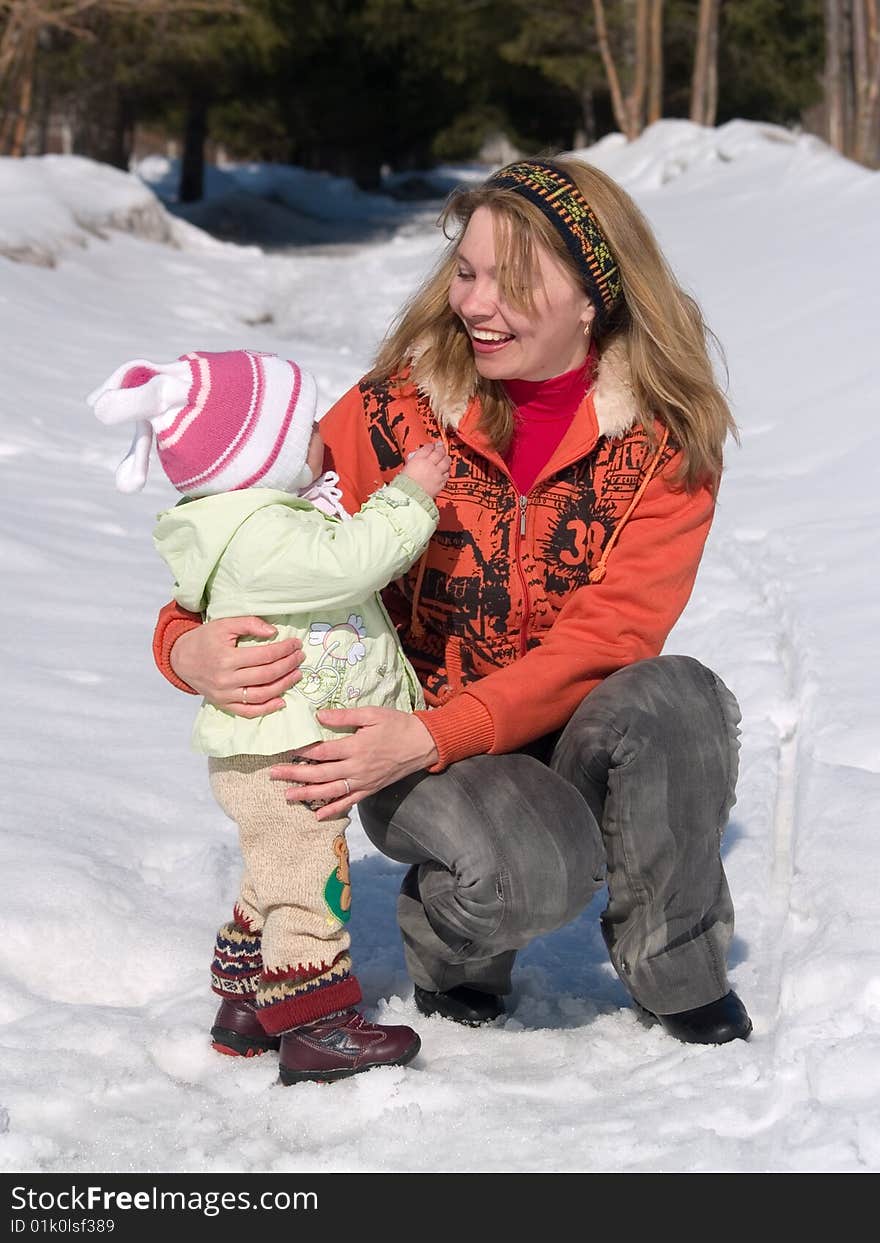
[367,379,415,472]
[297,615,368,707]
[359,378,675,702]
[539,436,672,600]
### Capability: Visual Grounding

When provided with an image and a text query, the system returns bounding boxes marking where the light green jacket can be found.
[153,475,437,757]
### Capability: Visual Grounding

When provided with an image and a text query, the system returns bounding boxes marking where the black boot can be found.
[639,990,752,1045]
[414,985,504,1027]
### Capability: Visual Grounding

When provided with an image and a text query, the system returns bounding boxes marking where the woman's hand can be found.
[170,616,304,717]
[272,707,440,819]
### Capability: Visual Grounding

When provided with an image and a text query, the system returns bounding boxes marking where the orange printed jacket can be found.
[153,341,716,770]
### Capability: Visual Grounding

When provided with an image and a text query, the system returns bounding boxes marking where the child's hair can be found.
[367,156,737,490]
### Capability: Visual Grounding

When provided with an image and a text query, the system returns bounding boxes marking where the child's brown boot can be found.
[210,996,281,1058]
[278,1009,420,1084]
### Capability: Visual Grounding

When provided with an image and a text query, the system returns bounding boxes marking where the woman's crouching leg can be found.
[358,754,605,996]
[552,655,742,1016]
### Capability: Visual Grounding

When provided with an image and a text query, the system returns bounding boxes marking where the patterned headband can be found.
[485,160,623,327]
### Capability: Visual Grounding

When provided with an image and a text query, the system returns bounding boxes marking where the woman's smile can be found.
[467,325,516,353]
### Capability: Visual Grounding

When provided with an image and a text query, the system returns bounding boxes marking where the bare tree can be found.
[0,0,242,157]
[647,0,664,125]
[690,0,721,126]
[853,0,880,163]
[824,0,849,151]
[631,0,649,134]
[0,5,41,156]
[592,0,629,136]
[592,0,662,140]
[823,0,880,165]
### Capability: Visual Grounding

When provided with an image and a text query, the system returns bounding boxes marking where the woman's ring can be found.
[241,687,248,704]
[342,778,351,796]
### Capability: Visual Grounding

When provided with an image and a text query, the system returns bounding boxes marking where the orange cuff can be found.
[414,694,495,771]
[153,600,202,694]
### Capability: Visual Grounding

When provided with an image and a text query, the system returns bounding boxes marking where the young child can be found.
[88,347,450,1085]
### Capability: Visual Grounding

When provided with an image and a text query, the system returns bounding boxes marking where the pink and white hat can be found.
[87,349,318,496]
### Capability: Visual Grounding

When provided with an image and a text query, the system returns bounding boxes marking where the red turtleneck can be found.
[502,351,596,494]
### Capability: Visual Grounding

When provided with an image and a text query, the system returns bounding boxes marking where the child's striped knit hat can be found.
[486,159,623,329]
[87,349,317,497]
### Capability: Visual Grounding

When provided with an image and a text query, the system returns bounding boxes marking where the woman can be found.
[155,156,751,1047]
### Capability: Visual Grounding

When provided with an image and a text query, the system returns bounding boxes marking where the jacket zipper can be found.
[516,493,530,657]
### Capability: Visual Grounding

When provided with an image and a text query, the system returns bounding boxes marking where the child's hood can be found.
[153,488,318,613]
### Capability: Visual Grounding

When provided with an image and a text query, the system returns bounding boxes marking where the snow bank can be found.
[0,155,183,266]
[578,117,866,192]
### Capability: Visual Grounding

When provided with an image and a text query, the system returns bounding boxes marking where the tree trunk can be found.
[179,95,207,202]
[629,0,649,137]
[0,85,16,151]
[580,85,597,147]
[825,0,845,149]
[592,0,651,139]
[9,20,38,156]
[690,0,721,126]
[593,0,631,137]
[706,0,720,124]
[866,1,880,164]
[647,0,664,125]
[107,91,135,170]
[0,4,34,156]
[853,0,880,164]
[0,3,25,86]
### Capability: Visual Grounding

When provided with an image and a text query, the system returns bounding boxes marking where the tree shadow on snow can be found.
[168,192,442,254]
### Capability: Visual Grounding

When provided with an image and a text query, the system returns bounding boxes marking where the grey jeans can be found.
[358,655,742,1016]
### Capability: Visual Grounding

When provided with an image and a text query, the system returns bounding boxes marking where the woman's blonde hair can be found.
[368,155,737,490]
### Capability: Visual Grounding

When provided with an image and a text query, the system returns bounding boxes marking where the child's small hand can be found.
[400,442,451,499]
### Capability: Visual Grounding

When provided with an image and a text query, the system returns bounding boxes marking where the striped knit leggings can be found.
[207,753,362,1035]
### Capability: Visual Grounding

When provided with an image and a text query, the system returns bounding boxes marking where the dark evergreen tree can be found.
[7,0,841,184]
[717,0,824,125]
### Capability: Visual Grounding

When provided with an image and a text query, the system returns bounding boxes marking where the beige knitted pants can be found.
[208,753,362,1034]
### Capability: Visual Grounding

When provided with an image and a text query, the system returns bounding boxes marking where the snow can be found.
[0,119,878,1174]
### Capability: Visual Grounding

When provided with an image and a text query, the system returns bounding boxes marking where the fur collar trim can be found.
[409,336,639,439]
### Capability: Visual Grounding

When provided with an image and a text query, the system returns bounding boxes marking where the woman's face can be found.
[448,205,595,383]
